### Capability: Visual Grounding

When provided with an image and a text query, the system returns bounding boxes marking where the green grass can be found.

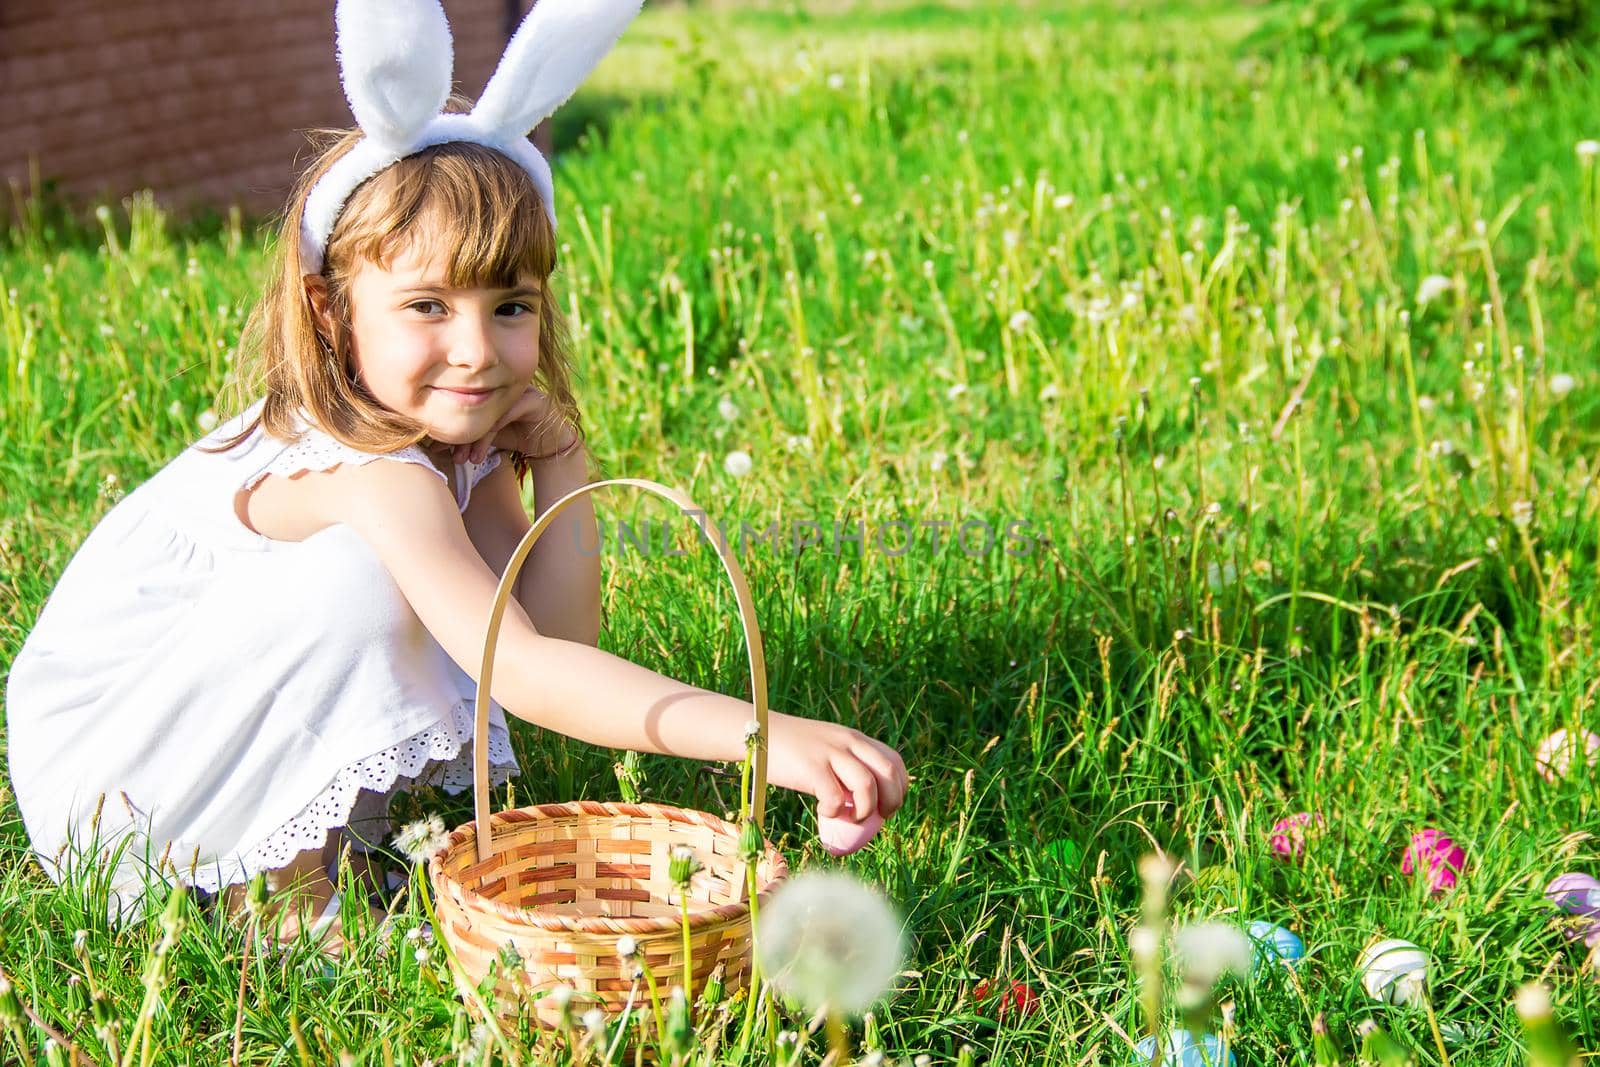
[5,0,1600,1062]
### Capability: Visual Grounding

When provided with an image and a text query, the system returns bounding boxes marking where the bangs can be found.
[332,141,557,287]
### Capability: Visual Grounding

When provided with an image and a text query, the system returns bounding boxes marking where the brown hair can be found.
[201,108,584,488]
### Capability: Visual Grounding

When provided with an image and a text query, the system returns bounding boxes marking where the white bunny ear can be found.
[472,0,643,139]
[335,0,455,152]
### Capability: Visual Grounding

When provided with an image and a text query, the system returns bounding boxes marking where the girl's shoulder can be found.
[230,401,500,542]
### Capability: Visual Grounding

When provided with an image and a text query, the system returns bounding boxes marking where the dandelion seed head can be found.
[1173,922,1252,987]
[723,450,753,478]
[1577,140,1600,160]
[756,870,904,1015]
[394,814,449,865]
[1415,275,1451,307]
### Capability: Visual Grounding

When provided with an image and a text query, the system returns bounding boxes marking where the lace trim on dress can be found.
[239,431,445,498]
[179,697,519,896]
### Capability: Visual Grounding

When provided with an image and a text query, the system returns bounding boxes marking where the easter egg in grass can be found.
[1534,728,1600,784]
[1131,1031,1235,1067]
[1247,920,1306,970]
[972,978,1039,1019]
[1545,872,1600,917]
[1401,829,1465,893]
[817,799,884,857]
[1357,938,1429,1006]
[1043,837,1083,870]
[1269,811,1324,860]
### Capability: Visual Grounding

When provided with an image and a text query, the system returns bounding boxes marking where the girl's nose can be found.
[448,317,499,369]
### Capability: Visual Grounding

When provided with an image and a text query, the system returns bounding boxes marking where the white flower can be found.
[1511,500,1533,529]
[1172,922,1252,987]
[1007,310,1034,333]
[413,946,431,966]
[723,450,753,478]
[1052,194,1074,210]
[756,870,905,1015]
[167,399,183,418]
[1205,561,1238,593]
[743,720,763,744]
[393,814,449,865]
[946,383,968,400]
[1550,372,1576,398]
[1415,275,1451,307]
[1039,383,1061,402]
[1577,140,1600,160]
[1417,394,1436,414]
[717,397,740,422]
[930,450,948,472]
[616,935,639,960]
[197,408,218,432]
[826,73,846,90]
[582,1007,607,1041]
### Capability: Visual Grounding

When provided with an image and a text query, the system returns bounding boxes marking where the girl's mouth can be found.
[435,386,496,406]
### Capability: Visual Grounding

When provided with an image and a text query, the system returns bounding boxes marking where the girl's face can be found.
[315,236,543,448]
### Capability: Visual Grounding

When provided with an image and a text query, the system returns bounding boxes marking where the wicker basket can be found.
[428,477,789,1034]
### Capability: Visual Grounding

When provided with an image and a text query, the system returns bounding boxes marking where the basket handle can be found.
[470,477,770,863]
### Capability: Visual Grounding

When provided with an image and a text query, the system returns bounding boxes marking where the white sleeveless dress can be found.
[5,396,520,924]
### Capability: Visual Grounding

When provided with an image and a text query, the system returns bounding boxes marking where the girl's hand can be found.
[765,712,908,822]
[451,384,575,465]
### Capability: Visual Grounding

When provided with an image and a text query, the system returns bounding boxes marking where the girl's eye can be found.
[409,300,445,316]
[406,300,537,316]
[498,302,536,317]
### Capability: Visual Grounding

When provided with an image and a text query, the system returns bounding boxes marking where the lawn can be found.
[3,0,1600,1062]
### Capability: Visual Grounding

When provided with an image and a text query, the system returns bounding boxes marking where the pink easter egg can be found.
[1269,812,1324,860]
[1401,829,1465,893]
[818,803,885,857]
[1534,729,1600,784]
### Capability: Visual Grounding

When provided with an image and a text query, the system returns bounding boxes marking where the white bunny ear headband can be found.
[299,0,643,273]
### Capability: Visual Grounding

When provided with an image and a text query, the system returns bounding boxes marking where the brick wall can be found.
[1,0,545,220]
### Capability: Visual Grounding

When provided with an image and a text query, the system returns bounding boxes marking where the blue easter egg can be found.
[1247,920,1305,970]
[1131,1031,1236,1067]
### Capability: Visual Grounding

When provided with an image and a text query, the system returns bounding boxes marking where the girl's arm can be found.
[462,449,600,646]
[319,458,908,820]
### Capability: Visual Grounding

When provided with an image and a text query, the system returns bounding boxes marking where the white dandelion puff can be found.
[946,383,968,400]
[1007,310,1034,333]
[1415,275,1452,307]
[717,397,741,422]
[616,935,639,960]
[1039,383,1061,402]
[930,450,949,472]
[1577,140,1600,160]
[1173,922,1252,988]
[723,450,753,478]
[756,870,905,1015]
[393,814,449,865]
[1549,372,1576,398]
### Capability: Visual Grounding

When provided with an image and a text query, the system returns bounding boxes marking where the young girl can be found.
[4,0,907,956]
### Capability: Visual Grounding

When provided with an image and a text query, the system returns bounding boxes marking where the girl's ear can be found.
[303,274,334,336]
